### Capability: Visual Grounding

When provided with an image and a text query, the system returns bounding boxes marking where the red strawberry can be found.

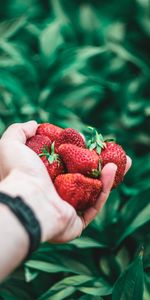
[99,142,127,188]
[54,173,102,211]
[87,127,127,188]
[36,123,63,142]
[26,134,51,154]
[55,128,85,151]
[39,142,65,182]
[58,144,101,178]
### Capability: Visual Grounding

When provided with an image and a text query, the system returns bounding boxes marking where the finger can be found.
[68,215,84,240]
[124,155,132,175]
[59,214,84,242]
[1,121,38,144]
[50,199,84,243]
[82,163,117,227]
[95,163,117,210]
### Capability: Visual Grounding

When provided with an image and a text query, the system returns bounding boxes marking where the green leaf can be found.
[118,205,150,243]
[52,275,93,288]
[144,273,150,299]
[40,20,63,63]
[144,256,150,269]
[25,256,92,275]
[107,42,149,75]
[37,274,94,299]
[0,40,36,79]
[112,251,144,300]
[78,285,112,296]
[69,236,107,248]
[24,267,39,282]
[37,275,111,300]
[117,188,150,245]
[25,260,69,274]
[0,17,27,40]
[37,286,76,300]
[20,104,37,115]
[0,290,18,300]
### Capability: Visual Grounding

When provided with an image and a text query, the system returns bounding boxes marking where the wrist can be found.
[0,203,29,262]
[0,169,52,243]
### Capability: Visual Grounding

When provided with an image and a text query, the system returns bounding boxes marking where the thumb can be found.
[1,121,38,144]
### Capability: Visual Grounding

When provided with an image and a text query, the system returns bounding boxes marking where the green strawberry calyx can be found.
[39,142,60,164]
[87,126,115,155]
[90,169,100,178]
[88,160,101,178]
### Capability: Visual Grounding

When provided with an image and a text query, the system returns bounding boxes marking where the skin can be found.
[0,121,132,281]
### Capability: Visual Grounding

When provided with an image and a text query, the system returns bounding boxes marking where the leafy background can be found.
[0,0,150,299]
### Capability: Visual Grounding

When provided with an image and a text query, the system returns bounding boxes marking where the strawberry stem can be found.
[87,126,106,154]
[39,146,50,158]
[39,142,60,164]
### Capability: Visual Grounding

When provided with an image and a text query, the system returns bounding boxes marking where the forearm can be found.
[0,170,50,282]
[0,203,29,281]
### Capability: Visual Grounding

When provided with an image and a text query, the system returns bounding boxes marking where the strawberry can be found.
[39,142,65,182]
[55,128,86,151]
[99,142,127,188]
[36,123,63,142]
[54,173,102,211]
[26,134,51,154]
[87,127,127,188]
[58,144,101,178]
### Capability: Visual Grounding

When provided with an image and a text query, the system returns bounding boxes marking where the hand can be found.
[0,121,132,243]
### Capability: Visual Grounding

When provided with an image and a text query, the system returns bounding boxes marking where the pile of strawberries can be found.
[26,123,127,211]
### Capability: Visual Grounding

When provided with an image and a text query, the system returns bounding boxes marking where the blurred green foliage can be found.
[0,0,150,299]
